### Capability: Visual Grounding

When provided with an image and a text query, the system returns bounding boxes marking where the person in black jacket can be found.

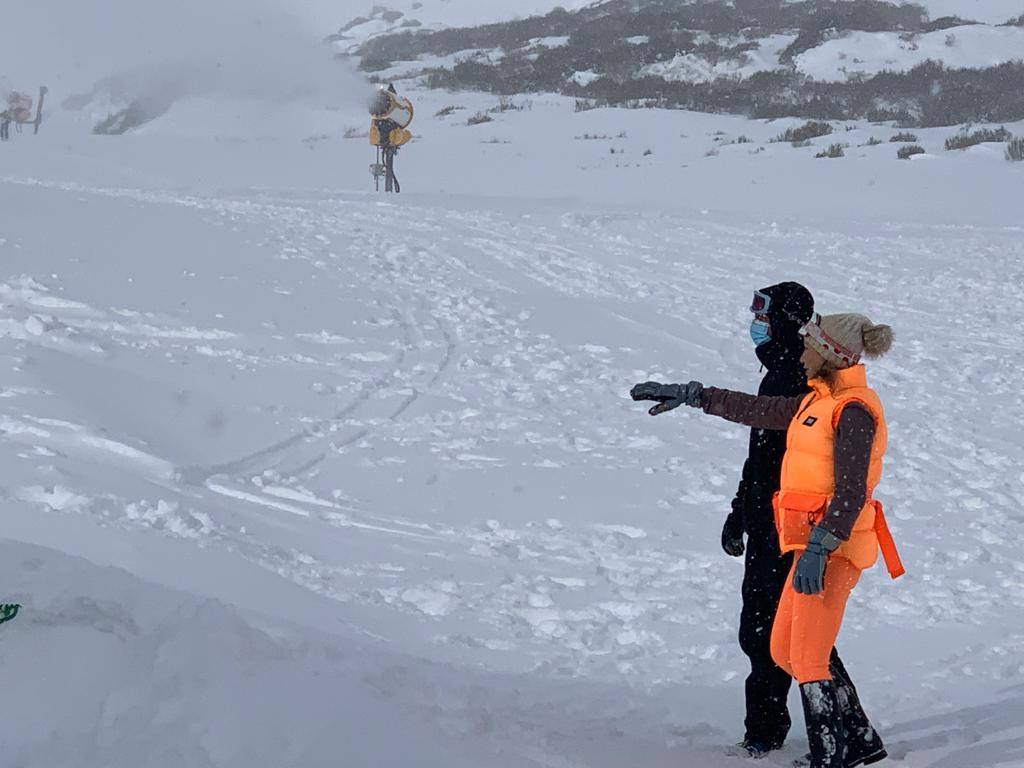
[722,281,814,755]
[718,283,886,767]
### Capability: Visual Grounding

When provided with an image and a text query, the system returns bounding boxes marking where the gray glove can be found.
[630,381,704,416]
[793,526,842,595]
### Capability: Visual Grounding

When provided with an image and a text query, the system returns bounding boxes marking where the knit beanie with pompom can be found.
[804,313,893,369]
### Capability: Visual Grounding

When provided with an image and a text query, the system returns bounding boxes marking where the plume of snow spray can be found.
[7,0,374,128]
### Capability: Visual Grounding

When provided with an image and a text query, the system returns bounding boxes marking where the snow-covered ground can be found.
[2,84,1024,767]
[796,24,1024,80]
[640,34,797,83]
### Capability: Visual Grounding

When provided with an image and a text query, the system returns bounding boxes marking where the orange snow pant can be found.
[770,556,861,683]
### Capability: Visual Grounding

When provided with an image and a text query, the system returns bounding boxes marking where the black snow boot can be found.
[800,680,846,768]
[830,654,888,767]
[729,737,782,759]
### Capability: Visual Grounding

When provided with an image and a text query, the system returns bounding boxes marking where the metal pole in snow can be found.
[34,86,48,135]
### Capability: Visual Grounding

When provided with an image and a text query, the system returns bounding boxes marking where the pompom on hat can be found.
[802,313,893,369]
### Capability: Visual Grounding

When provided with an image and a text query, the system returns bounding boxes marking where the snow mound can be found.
[0,539,473,768]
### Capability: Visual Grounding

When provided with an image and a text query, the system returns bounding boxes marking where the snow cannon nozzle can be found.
[369,87,394,118]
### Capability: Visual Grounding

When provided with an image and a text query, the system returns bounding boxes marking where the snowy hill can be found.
[329,0,1024,45]
[346,0,1024,125]
[3,73,1024,765]
[794,23,1024,79]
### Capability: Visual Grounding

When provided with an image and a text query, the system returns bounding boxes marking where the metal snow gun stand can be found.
[1,87,48,141]
[368,83,413,193]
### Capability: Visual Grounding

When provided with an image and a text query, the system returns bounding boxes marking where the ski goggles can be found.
[749,290,771,315]
[800,313,861,365]
[753,289,813,323]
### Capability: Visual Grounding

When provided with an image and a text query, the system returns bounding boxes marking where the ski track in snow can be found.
[3,175,1024,765]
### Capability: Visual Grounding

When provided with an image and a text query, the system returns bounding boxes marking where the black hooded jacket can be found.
[729,282,814,536]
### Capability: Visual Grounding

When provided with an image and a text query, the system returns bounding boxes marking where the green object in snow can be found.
[0,604,20,626]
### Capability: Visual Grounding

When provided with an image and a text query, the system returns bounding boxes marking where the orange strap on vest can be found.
[871,500,905,579]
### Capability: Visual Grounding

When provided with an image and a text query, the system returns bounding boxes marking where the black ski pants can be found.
[739,529,794,747]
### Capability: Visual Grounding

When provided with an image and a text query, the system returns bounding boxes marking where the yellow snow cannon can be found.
[367,83,413,192]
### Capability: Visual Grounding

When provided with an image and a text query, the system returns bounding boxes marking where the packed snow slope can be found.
[2,88,1024,767]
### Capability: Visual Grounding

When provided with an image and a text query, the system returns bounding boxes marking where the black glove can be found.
[630,381,704,416]
[721,512,745,557]
[793,526,842,595]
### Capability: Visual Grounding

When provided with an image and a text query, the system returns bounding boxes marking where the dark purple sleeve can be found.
[820,404,876,541]
[700,387,803,431]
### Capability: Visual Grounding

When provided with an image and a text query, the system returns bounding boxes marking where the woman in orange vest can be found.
[631,312,900,768]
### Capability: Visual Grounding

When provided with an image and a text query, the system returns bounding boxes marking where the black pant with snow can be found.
[801,680,846,768]
[739,531,794,748]
[831,655,888,767]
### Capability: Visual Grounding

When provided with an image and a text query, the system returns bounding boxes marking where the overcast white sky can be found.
[4,0,365,100]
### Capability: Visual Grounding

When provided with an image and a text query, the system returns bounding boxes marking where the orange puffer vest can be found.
[773,365,904,578]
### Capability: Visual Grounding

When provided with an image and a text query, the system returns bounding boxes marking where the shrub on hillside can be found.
[424,57,1024,128]
[466,112,494,126]
[489,97,532,113]
[360,0,929,72]
[93,101,166,135]
[358,55,394,72]
[923,15,979,32]
[435,105,463,118]
[890,131,919,142]
[775,121,834,144]
[863,136,883,146]
[944,126,1013,150]
[816,143,847,158]
[1007,137,1024,161]
[897,144,925,159]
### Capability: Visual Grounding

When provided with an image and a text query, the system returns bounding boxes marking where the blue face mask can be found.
[750,319,771,347]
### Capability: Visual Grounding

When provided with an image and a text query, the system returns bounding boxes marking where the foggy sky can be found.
[5,0,366,106]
